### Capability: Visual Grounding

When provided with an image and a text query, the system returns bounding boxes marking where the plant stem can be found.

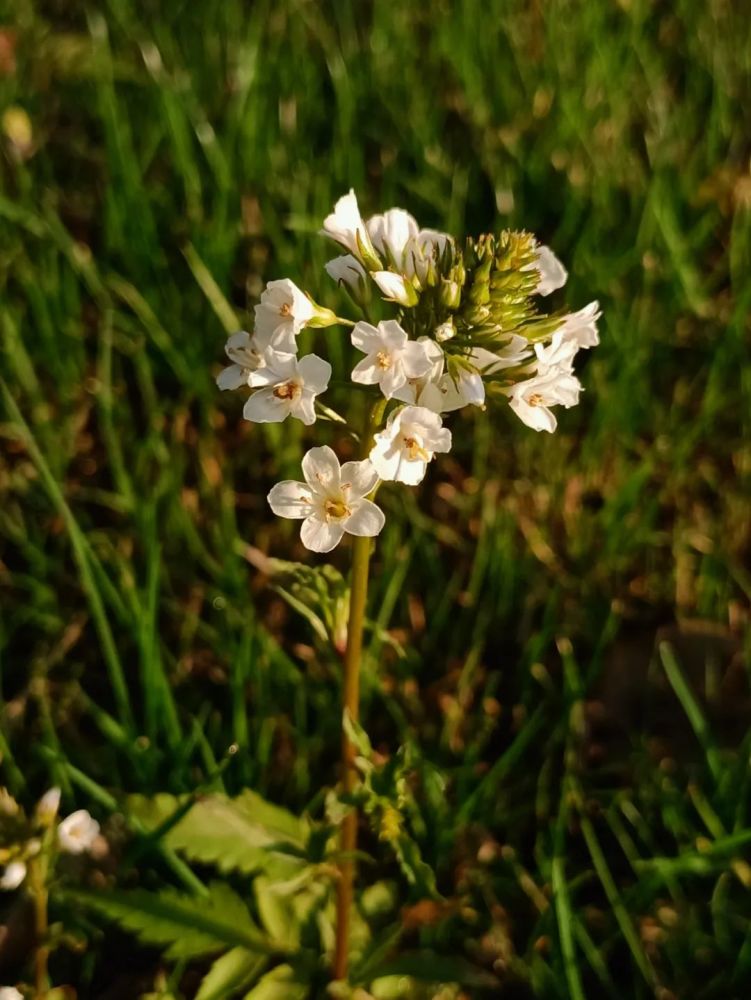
[333,398,384,981]
[30,855,50,997]
[333,531,372,980]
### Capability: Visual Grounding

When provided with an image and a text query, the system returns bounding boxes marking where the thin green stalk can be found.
[333,400,384,982]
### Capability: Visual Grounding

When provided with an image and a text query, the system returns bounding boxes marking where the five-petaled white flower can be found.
[366,208,419,268]
[0,987,23,1000]
[321,190,380,265]
[254,279,315,354]
[245,351,331,426]
[58,809,100,855]
[0,861,26,891]
[526,243,568,296]
[370,405,452,485]
[507,368,582,433]
[268,446,385,553]
[391,337,445,411]
[216,330,265,390]
[351,321,434,399]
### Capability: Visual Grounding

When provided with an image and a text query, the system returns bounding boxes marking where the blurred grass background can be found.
[1,0,750,996]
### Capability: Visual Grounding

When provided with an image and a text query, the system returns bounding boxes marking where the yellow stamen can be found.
[273,381,300,400]
[376,350,392,370]
[324,497,350,520]
[403,436,430,462]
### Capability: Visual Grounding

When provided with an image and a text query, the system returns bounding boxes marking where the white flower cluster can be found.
[217,190,600,552]
[0,787,100,893]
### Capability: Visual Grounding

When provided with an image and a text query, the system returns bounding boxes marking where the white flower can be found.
[534,329,579,372]
[391,338,445,411]
[366,208,419,268]
[324,254,367,292]
[0,861,26,891]
[370,405,452,485]
[321,189,380,265]
[254,279,315,353]
[244,350,331,426]
[434,320,455,343]
[37,787,61,822]
[405,228,453,285]
[58,809,100,854]
[0,987,23,1000]
[435,367,486,412]
[351,320,434,399]
[216,330,265,390]
[526,243,568,296]
[268,446,385,553]
[507,368,582,433]
[557,300,601,348]
[371,270,417,306]
[471,336,533,374]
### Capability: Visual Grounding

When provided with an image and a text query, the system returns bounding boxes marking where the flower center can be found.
[324,497,350,520]
[376,350,392,370]
[528,393,544,406]
[402,435,430,462]
[273,380,301,401]
[279,302,292,317]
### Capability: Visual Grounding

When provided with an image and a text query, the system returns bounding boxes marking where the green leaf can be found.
[195,948,268,1000]
[242,963,309,999]
[128,790,307,878]
[393,835,440,899]
[70,882,275,960]
[343,709,373,759]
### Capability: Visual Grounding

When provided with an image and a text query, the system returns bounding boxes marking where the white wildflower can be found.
[526,243,568,296]
[507,367,582,433]
[351,320,434,399]
[321,189,380,265]
[391,338,445,411]
[254,279,315,353]
[370,405,452,485]
[0,861,26,891]
[435,367,486,412]
[216,330,265,390]
[268,447,385,554]
[371,270,417,306]
[58,809,100,855]
[471,336,533,374]
[245,350,331,426]
[366,208,419,268]
[406,228,453,286]
[325,254,367,292]
[557,300,601,348]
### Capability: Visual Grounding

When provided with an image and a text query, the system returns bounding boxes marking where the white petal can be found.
[301,445,341,493]
[268,481,315,519]
[300,515,346,553]
[351,355,383,386]
[367,208,418,261]
[510,395,557,432]
[372,271,413,305]
[351,321,383,354]
[339,459,379,498]
[291,390,317,426]
[378,319,409,350]
[401,340,434,379]
[216,364,249,390]
[533,245,568,295]
[325,254,366,288]
[297,354,332,394]
[379,364,406,399]
[243,387,290,423]
[345,499,385,537]
[0,861,26,890]
[58,810,100,854]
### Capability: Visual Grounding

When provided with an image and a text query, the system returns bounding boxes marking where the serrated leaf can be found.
[128,790,307,878]
[242,963,308,1000]
[195,947,268,1000]
[70,882,275,960]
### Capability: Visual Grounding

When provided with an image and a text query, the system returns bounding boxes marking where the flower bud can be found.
[439,279,461,310]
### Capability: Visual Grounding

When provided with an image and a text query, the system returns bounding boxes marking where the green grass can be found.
[1,0,750,995]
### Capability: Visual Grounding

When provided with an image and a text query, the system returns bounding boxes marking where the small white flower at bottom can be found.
[0,986,23,1000]
[0,861,26,891]
[216,330,265,390]
[507,367,582,433]
[557,300,601,348]
[370,405,452,485]
[58,809,100,855]
[267,446,385,554]
[244,351,331,426]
